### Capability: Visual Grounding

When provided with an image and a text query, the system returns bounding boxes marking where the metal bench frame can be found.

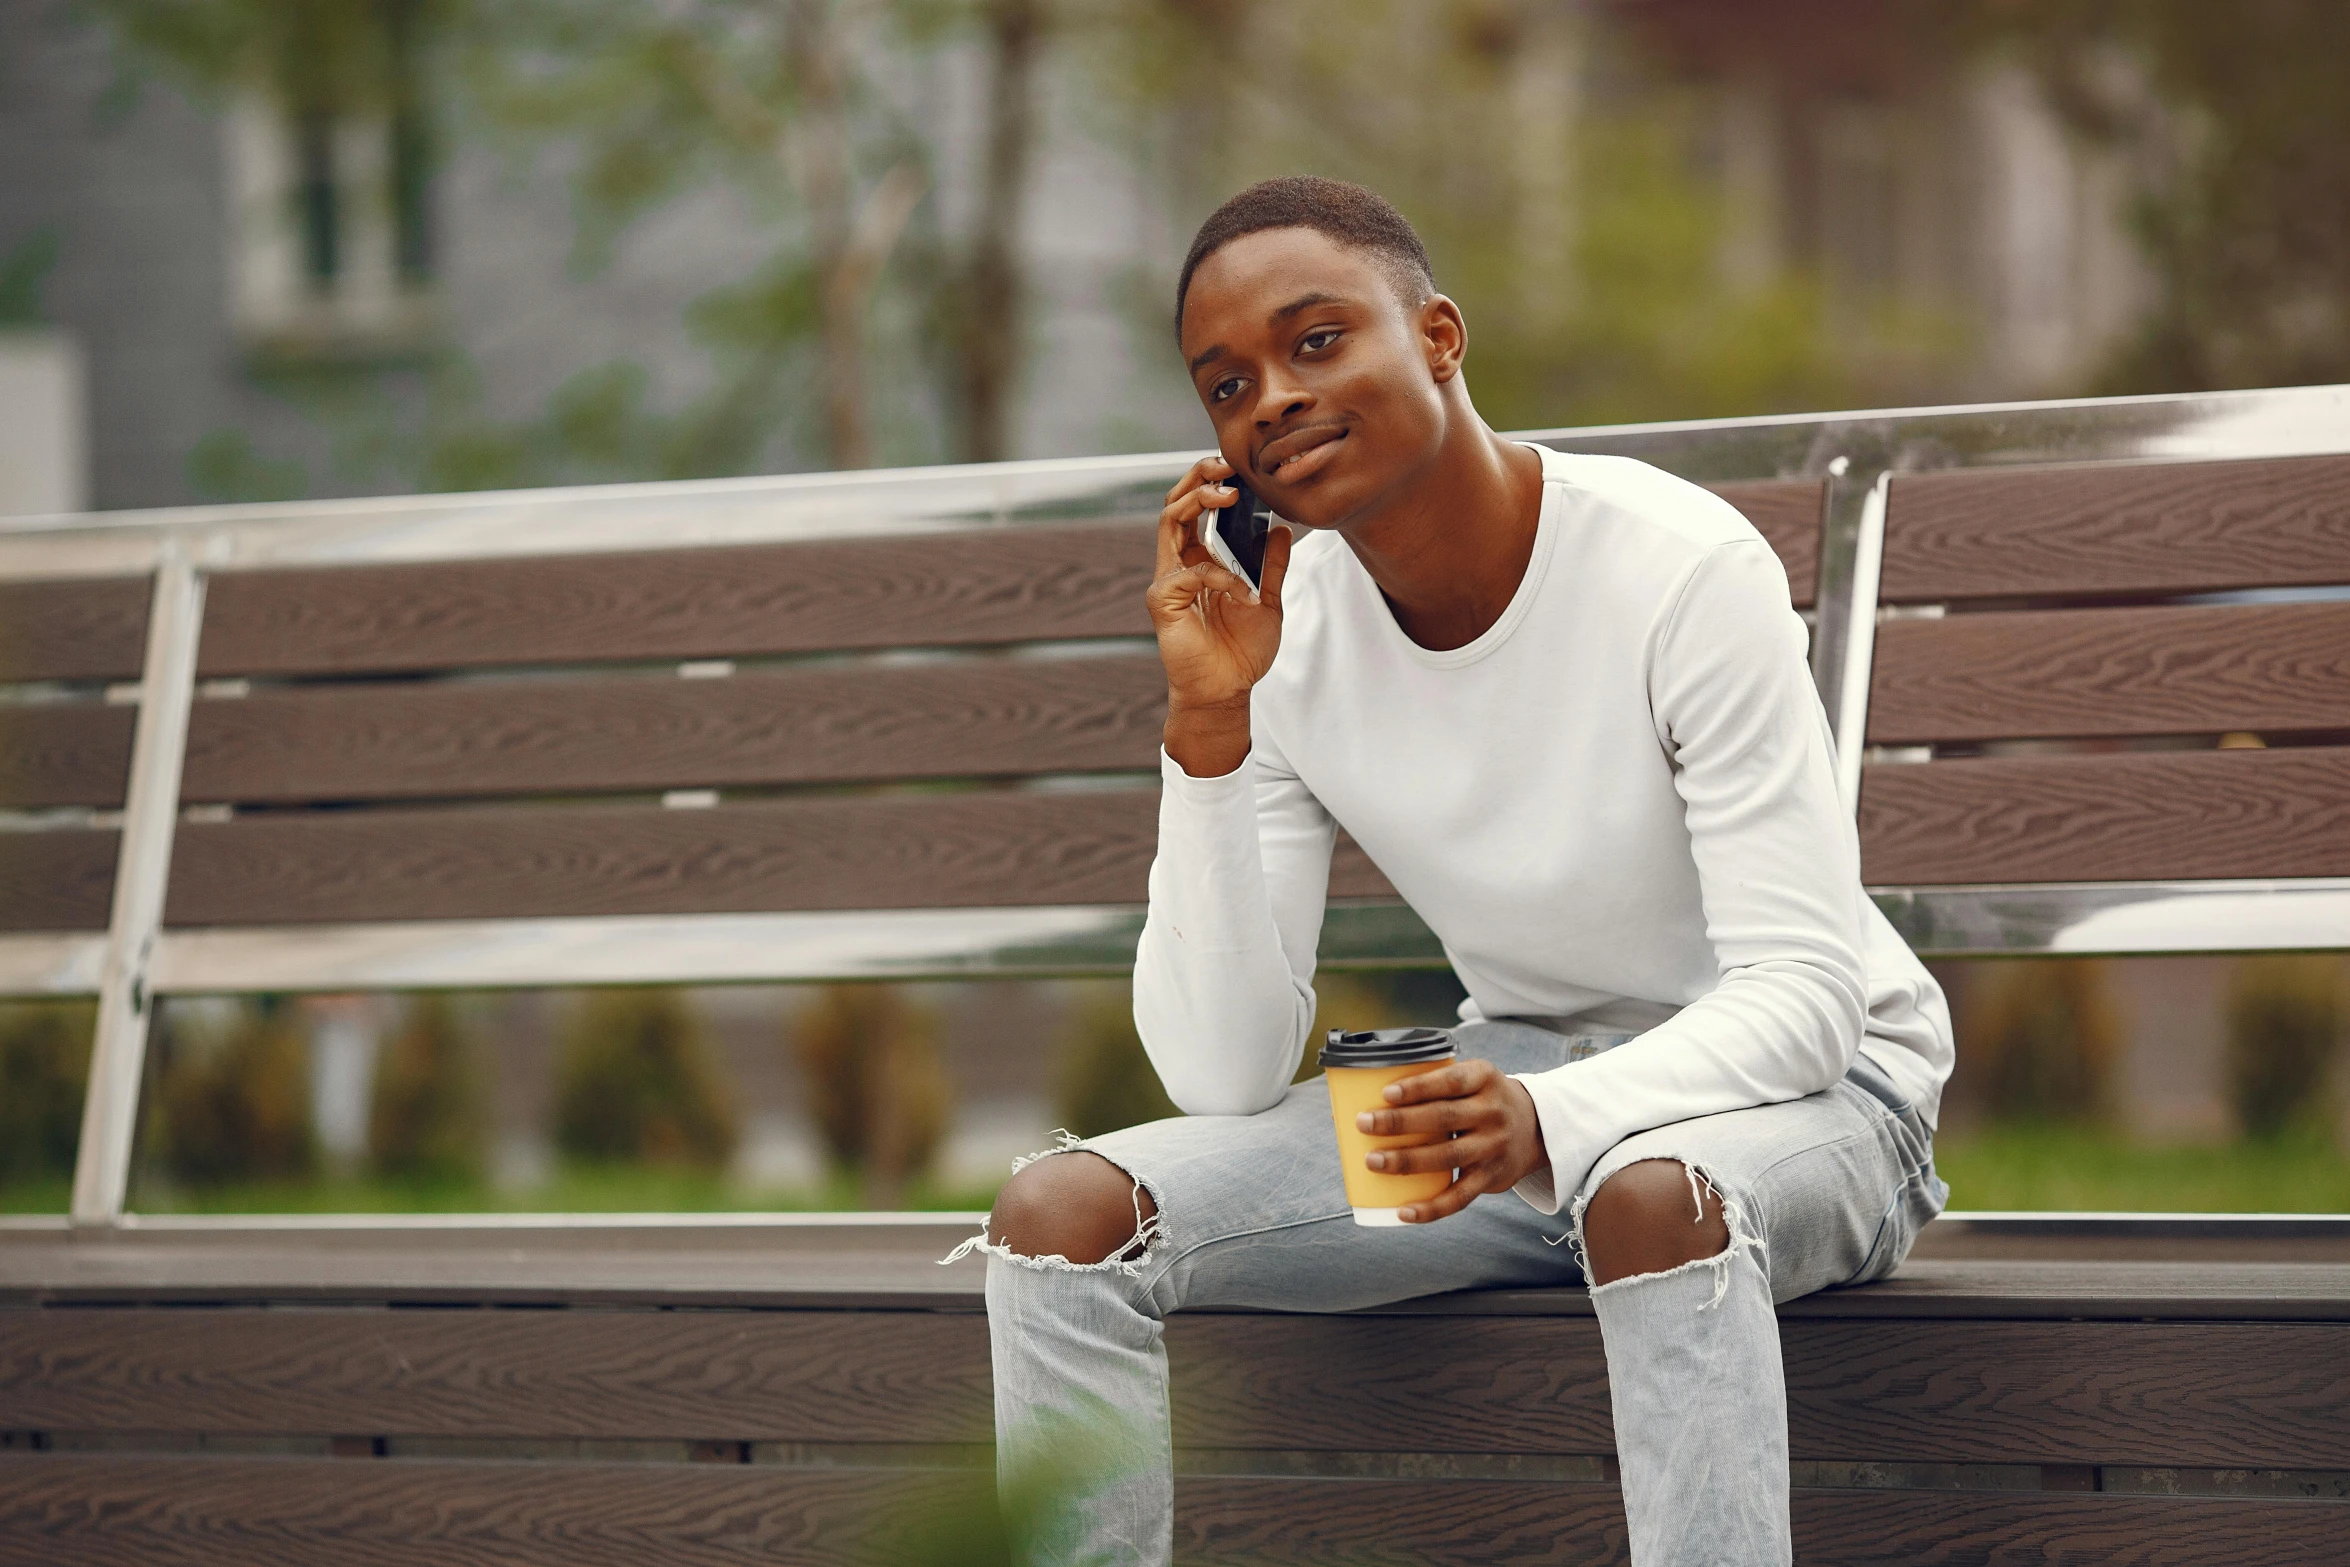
[3,382,2346,1227]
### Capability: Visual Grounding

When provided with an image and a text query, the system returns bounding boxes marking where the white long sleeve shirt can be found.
[1132,444,1953,1214]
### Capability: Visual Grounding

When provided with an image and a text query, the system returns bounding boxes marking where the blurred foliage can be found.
[1087,0,1908,429]
[2224,956,2343,1143]
[1052,982,1179,1137]
[551,988,740,1173]
[1975,0,2350,391]
[368,993,490,1182]
[0,1002,94,1186]
[1952,958,2121,1124]
[0,229,60,327]
[1936,1123,2350,1212]
[791,983,951,1205]
[147,998,319,1185]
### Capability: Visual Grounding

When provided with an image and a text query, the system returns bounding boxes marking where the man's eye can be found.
[1210,377,1243,402]
[1301,329,1340,352]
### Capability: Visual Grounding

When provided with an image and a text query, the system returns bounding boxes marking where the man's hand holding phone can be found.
[1151,454,1294,779]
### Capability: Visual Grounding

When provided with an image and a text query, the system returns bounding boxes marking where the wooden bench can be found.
[3,384,2348,1564]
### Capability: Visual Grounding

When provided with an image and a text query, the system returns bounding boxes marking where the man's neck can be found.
[1336,416,1546,653]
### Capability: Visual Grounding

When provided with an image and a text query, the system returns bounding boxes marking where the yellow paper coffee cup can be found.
[1321,1027,1458,1227]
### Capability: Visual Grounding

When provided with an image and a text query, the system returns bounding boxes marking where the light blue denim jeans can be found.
[949,1018,1947,1566]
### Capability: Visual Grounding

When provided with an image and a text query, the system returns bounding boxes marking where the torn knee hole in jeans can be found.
[1569,1159,1764,1312]
[938,1131,1167,1277]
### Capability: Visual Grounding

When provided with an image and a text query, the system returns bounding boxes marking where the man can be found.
[949,175,1952,1566]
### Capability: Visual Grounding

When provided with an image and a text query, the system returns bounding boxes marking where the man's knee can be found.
[1581,1158,1730,1287]
[987,1150,1159,1266]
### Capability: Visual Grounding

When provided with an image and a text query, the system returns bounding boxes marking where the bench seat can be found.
[4,1219,2346,1565]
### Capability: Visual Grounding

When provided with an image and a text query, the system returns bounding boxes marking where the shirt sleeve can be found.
[1131,726,1334,1117]
[1508,539,1869,1214]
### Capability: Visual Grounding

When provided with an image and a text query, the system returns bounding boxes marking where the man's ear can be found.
[1421,294,1467,384]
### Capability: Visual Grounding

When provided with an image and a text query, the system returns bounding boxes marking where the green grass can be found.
[8,1133,2346,1218]
[1933,1126,2350,1213]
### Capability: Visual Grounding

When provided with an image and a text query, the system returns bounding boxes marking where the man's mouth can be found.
[1258,425,1347,482]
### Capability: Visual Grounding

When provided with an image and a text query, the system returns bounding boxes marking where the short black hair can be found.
[1175,176,1436,333]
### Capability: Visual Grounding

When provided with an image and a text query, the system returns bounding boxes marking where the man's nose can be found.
[1253,372,1315,426]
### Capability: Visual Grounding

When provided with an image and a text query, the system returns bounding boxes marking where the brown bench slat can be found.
[1181,1477,2342,1567]
[1883,452,2350,605]
[1711,479,1821,609]
[0,579,150,685]
[2,1457,2334,1567]
[1172,1315,2349,1469]
[1857,746,2350,885]
[180,656,1169,806]
[0,705,134,809]
[161,791,1399,925]
[1867,600,2350,744]
[0,1455,989,1567]
[0,829,117,933]
[14,1308,2341,1470]
[0,1309,993,1446]
[195,522,1161,678]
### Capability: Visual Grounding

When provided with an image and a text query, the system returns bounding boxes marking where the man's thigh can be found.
[1071,1021,1596,1317]
[1577,1066,1943,1305]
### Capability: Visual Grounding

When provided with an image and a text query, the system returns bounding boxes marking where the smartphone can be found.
[1200,478,1273,597]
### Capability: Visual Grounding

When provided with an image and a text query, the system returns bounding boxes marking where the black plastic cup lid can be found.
[1318,1027,1457,1069]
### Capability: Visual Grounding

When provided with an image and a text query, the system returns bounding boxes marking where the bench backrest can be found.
[4,384,2346,1222]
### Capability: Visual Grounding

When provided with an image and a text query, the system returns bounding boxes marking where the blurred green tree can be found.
[368,993,490,1183]
[1978,0,2350,391]
[2225,957,2343,1143]
[0,1002,95,1187]
[791,984,950,1206]
[1052,983,1179,1137]
[552,988,741,1173]
[148,998,320,1185]
[1955,959,2122,1124]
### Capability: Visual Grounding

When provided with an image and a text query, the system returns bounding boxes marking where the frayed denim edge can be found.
[1573,1158,1765,1312]
[938,1130,1168,1279]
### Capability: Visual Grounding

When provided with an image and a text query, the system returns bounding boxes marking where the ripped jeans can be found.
[948,1019,1946,1567]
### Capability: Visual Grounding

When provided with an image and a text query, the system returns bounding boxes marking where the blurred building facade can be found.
[2,0,2159,515]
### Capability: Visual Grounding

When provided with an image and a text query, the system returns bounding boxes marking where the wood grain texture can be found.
[1882,453,2350,604]
[180,655,1169,805]
[1857,747,2350,885]
[1177,1476,2345,1567]
[1169,1315,2349,1468]
[1868,601,2350,743]
[160,790,1398,924]
[192,482,1813,679]
[0,1454,990,1567]
[195,523,1161,677]
[162,790,1163,924]
[16,1307,2338,1469]
[1778,1320,2350,1468]
[0,1308,992,1445]
[1711,478,1823,609]
[0,829,116,932]
[0,1457,2333,1567]
[0,704,133,809]
[1167,1314,1615,1455]
[0,579,150,684]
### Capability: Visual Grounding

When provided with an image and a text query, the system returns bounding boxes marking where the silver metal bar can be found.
[1832,472,1890,813]
[1873,879,2350,958]
[70,551,205,1227]
[143,901,1450,995]
[0,934,109,997]
[4,384,2345,583]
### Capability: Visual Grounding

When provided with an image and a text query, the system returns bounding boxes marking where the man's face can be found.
[1178,227,1449,531]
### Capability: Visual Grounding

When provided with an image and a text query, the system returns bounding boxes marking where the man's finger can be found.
[1382,1061,1483,1104]
[1358,1096,1479,1138]
[1400,1168,1491,1224]
[1253,522,1296,611]
[1370,1132,1500,1175]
